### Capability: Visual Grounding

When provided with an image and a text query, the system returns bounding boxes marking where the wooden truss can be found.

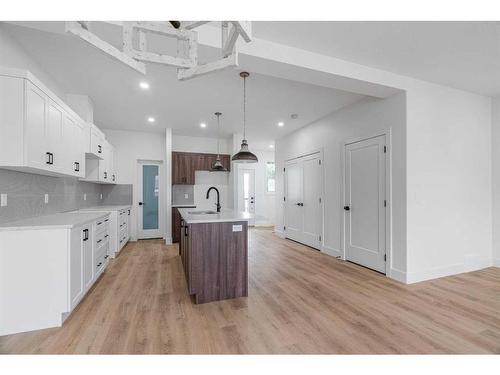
[65,21,253,81]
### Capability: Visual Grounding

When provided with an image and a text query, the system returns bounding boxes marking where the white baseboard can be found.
[406,257,492,284]
[274,230,285,238]
[388,268,407,283]
[321,245,342,258]
[164,236,173,245]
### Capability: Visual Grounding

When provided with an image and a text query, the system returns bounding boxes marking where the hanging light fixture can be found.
[211,111,227,172]
[232,71,258,163]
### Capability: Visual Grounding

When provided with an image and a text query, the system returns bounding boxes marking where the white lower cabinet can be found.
[0,215,110,336]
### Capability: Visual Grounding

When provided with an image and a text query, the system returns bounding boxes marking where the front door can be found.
[238,168,256,225]
[138,162,162,239]
[344,135,386,273]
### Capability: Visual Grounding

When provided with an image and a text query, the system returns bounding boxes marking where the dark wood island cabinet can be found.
[178,208,250,304]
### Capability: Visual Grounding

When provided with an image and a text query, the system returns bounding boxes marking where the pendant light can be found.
[211,111,227,172]
[232,71,258,163]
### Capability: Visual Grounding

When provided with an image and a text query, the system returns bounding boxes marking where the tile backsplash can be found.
[0,169,132,224]
[172,184,194,206]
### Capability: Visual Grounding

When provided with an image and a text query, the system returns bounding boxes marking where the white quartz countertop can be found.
[172,204,196,208]
[78,205,131,212]
[0,212,110,231]
[178,208,253,224]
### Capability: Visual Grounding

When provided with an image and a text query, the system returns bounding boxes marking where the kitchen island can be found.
[177,208,252,304]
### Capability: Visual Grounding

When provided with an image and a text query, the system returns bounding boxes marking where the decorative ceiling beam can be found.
[65,21,146,75]
[177,53,238,81]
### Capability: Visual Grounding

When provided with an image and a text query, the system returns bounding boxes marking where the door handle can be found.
[138,202,143,206]
[344,205,350,211]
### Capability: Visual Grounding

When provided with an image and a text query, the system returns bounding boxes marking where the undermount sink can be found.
[188,210,218,215]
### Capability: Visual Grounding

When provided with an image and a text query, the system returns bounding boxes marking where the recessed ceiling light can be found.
[278,121,284,127]
[290,113,299,119]
[147,117,155,123]
[139,82,150,90]
[200,123,207,128]
[269,144,274,149]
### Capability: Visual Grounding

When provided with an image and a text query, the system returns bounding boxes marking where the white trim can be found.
[342,130,393,276]
[164,236,173,245]
[406,258,493,284]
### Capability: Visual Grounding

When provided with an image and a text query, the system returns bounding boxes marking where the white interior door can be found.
[137,161,162,239]
[344,135,386,273]
[238,168,256,225]
[285,153,322,249]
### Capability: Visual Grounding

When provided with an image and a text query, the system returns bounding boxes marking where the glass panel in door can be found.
[142,165,159,230]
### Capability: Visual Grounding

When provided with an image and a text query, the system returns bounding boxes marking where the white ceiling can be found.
[2,23,365,147]
[253,21,500,97]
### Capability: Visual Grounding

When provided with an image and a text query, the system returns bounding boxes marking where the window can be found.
[266,162,276,193]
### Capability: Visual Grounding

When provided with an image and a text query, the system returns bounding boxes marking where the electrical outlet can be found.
[83,193,87,201]
[184,193,189,199]
[0,194,7,207]
[44,194,49,204]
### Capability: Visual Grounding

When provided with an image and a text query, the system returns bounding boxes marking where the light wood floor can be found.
[1,229,499,354]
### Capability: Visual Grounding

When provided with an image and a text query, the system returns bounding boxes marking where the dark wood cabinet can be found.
[172,151,231,185]
[172,208,182,243]
[179,220,248,304]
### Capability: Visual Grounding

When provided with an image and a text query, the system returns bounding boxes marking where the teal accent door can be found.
[142,165,159,230]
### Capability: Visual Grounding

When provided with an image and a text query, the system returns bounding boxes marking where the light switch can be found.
[100,193,103,200]
[0,194,7,207]
[184,193,189,199]
[44,194,49,204]
[232,225,242,232]
[83,193,87,201]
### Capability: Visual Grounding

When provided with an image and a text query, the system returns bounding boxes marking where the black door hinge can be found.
[319,159,321,165]
[284,196,286,202]
[384,146,387,153]
[284,226,286,231]
[384,254,387,261]
[283,167,285,172]
[384,200,386,207]
[319,235,322,242]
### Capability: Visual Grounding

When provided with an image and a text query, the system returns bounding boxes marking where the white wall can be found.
[102,129,168,242]
[405,85,492,282]
[172,134,230,154]
[0,25,65,98]
[491,97,500,267]
[276,93,406,278]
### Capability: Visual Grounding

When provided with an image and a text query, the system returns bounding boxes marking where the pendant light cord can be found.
[243,74,246,140]
[216,113,220,157]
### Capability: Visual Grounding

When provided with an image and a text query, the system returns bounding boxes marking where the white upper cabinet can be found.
[0,68,113,182]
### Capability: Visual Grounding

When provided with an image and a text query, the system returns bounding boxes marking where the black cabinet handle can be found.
[46,152,53,165]
[128,210,130,215]
[74,162,80,172]
[105,219,109,222]
[104,255,109,259]
[97,239,102,244]
[97,221,102,225]
[112,174,115,181]
[98,145,102,153]
[104,171,107,179]
[344,205,350,211]
[184,225,189,237]
[105,234,109,238]
[97,262,102,267]
[83,229,89,241]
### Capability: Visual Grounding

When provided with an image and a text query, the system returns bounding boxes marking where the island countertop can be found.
[177,208,253,224]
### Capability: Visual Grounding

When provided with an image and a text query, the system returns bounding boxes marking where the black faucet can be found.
[206,187,221,212]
